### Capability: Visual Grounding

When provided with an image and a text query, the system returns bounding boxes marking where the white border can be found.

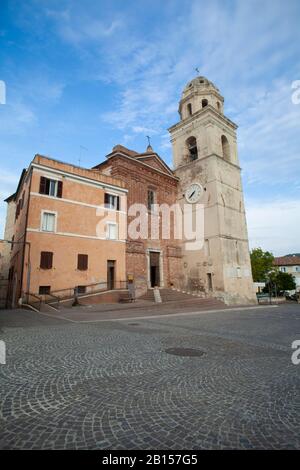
[40,210,58,233]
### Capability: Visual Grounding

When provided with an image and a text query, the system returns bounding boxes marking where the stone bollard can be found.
[153,286,162,303]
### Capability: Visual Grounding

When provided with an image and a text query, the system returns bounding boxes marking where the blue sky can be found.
[0,0,300,255]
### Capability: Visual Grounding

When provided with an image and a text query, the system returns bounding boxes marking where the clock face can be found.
[185,183,203,204]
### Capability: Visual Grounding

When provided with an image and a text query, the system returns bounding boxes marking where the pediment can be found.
[135,154,174,176]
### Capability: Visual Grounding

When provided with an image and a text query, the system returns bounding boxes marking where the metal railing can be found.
[50,280,128,301]
[42,293,60,309]
[23,293,42,311]
[23,281,128,309]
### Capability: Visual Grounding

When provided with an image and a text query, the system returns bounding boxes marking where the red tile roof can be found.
[273,256,300,266]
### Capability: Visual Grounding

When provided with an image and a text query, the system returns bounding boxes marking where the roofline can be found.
[274,260,300,266]
[10,168,27,202]
[4,193,16,203]
[30,162,128,193]
[94,153,179,181]
[134,152,175,175]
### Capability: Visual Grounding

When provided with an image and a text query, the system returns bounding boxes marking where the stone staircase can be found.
[140,288,225,308]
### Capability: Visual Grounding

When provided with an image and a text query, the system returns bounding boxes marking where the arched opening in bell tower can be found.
[202,99,208,108]
[221,135,230,162]
[186,136,198,161]
[187,103,192,116]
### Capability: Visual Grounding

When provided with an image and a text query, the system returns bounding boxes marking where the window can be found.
[207,273,213,291]
[295,266,300,272]
[11,235,14,251]
[147,189,156,211]
[40,252,53,269]
[39,176,63,198]
[39,286,51,295]
[205,239,210,257]
[186,136,198,161]
[77,286,86,294]
[221,135,230,161]
[187,103,192,116]
[104,193,120,210]
[42,212,56,232]
[77,254,88,271]
[202,99,208,108]
[107,223,118,240]
[279,267,286,272]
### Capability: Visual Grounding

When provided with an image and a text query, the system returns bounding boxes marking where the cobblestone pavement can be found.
[0,305,299,449]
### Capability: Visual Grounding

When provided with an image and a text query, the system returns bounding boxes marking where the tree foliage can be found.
[273,272,296,291]
[250,248,274,282]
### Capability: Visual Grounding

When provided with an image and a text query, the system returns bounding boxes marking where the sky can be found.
[0,0,300,256]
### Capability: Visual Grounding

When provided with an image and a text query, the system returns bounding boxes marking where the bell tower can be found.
[169,76,256,305]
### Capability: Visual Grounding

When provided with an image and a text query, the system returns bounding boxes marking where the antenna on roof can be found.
[79,145,88,167]
[146,135,151,147]
[195,67,200,74]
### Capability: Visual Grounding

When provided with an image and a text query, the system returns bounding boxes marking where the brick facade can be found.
[5,155,127,307]
[94,145,182,297]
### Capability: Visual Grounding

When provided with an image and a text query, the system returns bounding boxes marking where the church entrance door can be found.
[149,251,160,288]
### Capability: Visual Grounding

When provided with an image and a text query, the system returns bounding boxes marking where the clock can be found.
[185,183,203,203]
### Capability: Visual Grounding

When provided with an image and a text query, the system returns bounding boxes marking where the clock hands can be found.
[185,183,203,203]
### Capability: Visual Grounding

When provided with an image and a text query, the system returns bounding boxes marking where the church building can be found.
[94,76,255,304]
[2,76,256,307]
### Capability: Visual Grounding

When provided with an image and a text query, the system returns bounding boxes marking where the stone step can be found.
[139,288,224,306]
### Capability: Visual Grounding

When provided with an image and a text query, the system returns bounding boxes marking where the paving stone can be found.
[0,305,299,449]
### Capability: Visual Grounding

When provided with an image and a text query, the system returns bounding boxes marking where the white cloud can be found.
[46,8,123,45]
[94,0,300,173]
[246,198,300,256]
[0,76,65,135]
[0,100,36,135]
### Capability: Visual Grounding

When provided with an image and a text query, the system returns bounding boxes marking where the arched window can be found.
[221,135,230,161]
[187,103,192,116]
[202,99,208,108]
[186,136,198,161]
[217,101,221,111]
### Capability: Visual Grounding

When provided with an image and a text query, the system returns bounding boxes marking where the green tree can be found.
[264,271,296,295]
[274,272,296,291]
[250,248,274,282]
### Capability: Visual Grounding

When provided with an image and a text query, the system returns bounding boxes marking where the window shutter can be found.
[40,252,46,269]
[104,193,109,206]
[57,181,63,198]
[39,177,47,194]
[116,196,120,211]
[78,254,88,270]
[47,252,53,269]
[40,252,53,269]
